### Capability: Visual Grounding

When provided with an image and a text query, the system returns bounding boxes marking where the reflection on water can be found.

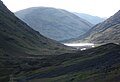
[64,43,94,47]
[64,43,95,50]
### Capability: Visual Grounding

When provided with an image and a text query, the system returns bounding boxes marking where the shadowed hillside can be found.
[16,43,120,82]
[0,1,71,82]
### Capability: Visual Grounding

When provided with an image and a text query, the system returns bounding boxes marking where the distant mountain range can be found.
[70,10,120,44]
[73,12,106,25]
[15,7,93,41]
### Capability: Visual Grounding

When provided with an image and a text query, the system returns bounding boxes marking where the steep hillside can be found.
[15,7,93,41]
[0,1,69,56]
[73,12,106,24]
[71,10,120,44]
[0,1,71,82]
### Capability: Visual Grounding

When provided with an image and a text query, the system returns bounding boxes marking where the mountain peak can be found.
[105,10,120,24]
[114,10,120,16]
[15,7,93,41]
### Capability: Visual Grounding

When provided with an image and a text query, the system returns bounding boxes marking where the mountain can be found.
[0,3,70,56]
[1,1,120,82]
[71,10,120,44]
[0,1,71,82]
[17,43,120,82]
[73,12,106,25]
[15,7,93,41]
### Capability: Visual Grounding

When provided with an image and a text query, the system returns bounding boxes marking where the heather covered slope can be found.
[15,7,93,41]
[71,10,120,44]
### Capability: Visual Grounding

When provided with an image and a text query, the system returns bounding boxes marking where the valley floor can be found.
[8,43,120,82]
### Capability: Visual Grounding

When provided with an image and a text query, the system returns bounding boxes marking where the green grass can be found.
[29,64,120,82]
[26,43,120,82]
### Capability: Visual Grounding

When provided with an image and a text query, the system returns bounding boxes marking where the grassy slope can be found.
[12,43,120,82]
[15,7,93,41]
[0,1,71,82]
[72,10,120,44]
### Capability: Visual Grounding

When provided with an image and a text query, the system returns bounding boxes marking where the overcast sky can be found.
[2,0,120,17]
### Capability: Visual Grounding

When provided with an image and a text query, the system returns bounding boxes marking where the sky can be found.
[1,0,120,18]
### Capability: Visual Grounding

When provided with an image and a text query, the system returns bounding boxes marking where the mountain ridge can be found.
[15,7,93,41]
[70,10,120,44]
[73,12,106,24]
